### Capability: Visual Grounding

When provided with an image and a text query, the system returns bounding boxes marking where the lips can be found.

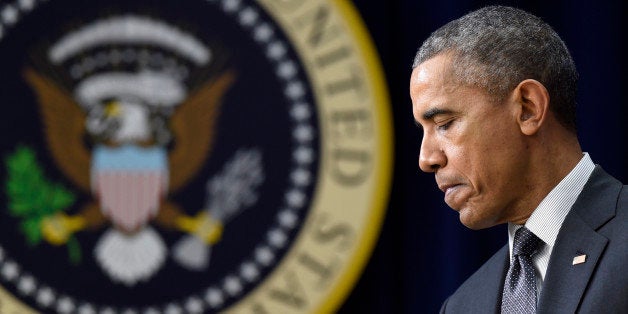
[436,177,465,208]
[445,183,462,198]
[440,183,460,199]
[438,183,460,193]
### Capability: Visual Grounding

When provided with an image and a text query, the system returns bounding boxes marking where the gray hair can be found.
[413,6,578,132]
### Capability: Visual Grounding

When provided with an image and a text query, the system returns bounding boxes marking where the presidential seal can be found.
[0,0,392,313]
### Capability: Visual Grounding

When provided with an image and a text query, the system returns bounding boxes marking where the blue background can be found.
[341,1,626,313]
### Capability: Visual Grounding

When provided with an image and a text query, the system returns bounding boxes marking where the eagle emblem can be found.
[14,15,264,286]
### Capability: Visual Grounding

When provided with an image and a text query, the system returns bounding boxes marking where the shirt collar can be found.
[508,153,595,256]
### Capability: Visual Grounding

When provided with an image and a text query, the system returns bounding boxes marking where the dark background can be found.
[0,0,623,312]
[341,1,626,313]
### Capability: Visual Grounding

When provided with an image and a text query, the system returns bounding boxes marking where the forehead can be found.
[410,55,458,115]
[410,54,453,90]
[410,54,499,125]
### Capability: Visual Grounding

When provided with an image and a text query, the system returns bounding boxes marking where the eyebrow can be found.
[414,107,453,131]
[422,108,453,120]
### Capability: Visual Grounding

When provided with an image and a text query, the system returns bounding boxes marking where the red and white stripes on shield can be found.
[93,171,168,232]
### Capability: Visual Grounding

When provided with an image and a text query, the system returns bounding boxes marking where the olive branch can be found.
[4,145,80,263]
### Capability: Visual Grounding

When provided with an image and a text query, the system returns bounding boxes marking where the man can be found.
[410,6,627,314]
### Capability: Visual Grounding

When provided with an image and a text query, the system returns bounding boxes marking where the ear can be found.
[513,79,550,136]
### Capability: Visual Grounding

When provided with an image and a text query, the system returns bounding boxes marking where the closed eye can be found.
[422,108,456,132]
[436,119,454,131]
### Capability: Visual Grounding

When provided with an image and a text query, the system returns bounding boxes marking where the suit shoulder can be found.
[615,184,628,220]
[618,185,628,208]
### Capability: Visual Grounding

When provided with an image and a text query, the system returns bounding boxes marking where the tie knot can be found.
[513,227,542,256]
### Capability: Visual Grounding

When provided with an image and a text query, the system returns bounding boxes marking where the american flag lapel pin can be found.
[572,254,587,265]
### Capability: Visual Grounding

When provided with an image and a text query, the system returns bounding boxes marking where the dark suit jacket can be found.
[440,166,627,313]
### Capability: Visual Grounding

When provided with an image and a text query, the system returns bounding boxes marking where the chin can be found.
[457,208,496,230]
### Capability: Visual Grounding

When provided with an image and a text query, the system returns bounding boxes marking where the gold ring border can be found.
[314,1,393,312]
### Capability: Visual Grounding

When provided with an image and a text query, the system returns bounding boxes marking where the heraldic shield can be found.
[91,146,169,233]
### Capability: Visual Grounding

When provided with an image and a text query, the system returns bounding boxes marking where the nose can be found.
[418,132,446,172]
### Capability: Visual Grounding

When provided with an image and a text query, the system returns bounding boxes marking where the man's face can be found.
[410,54,531,229]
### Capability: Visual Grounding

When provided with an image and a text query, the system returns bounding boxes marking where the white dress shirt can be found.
[507,153,595,299]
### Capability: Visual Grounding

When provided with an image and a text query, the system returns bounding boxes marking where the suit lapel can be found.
[537,215,608,313]
[453,245,510,313]
[537,167,621,313]
[485,246,510,313]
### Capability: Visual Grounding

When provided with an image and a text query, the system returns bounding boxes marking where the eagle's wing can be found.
[169,70,236,193]
[23,68,91,191]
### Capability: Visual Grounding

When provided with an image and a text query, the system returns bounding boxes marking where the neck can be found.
[508,128,583,225]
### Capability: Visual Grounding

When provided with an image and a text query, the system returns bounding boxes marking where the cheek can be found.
[456,135,522,190]
[471,143,528,211]
[444,146,488,196]
[445,112,525,180]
